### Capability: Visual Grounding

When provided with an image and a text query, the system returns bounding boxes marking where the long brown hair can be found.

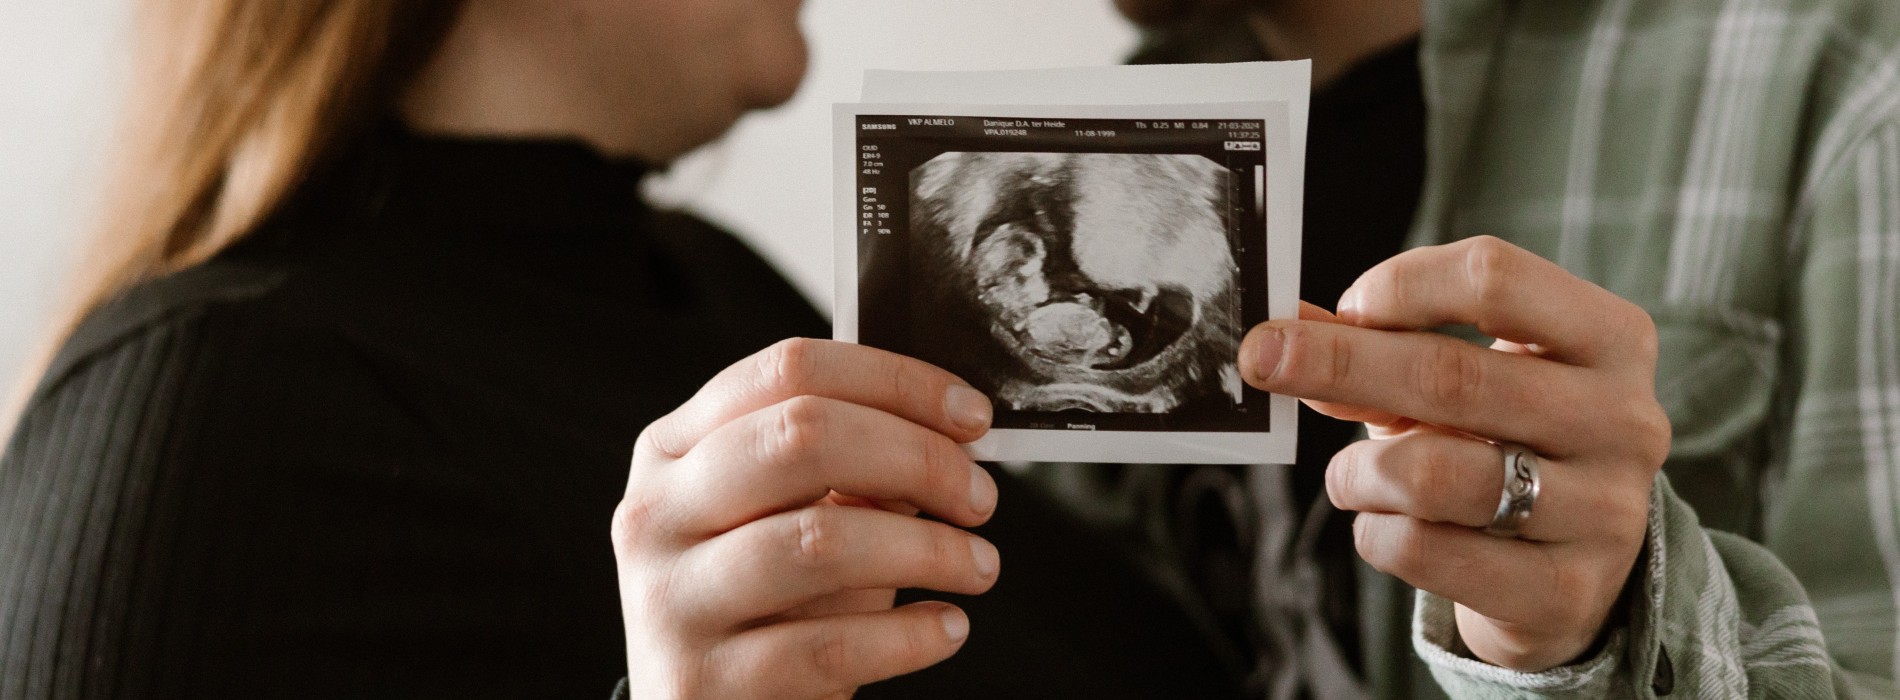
[4,1,462,430]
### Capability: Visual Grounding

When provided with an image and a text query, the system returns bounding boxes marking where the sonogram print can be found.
[908,153,1243,414]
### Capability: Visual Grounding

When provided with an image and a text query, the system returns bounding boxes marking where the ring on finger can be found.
[1483,442,1541,538]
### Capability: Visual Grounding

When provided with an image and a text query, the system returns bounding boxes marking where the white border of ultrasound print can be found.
[833,101,1300,465]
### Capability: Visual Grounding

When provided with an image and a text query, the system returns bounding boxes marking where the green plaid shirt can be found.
[1376,0,1900,697]
[1037,1,1900,698]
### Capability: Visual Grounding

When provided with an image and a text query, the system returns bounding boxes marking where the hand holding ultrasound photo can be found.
[836,63,1309,464]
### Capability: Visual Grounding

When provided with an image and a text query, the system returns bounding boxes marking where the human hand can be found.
[613,339,1002,699]
[1239,236,1670,671]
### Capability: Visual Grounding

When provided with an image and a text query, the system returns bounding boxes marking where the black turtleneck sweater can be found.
[0,125,826,698]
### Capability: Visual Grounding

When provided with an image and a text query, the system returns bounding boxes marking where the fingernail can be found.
[969,538,999,579]
[969,464,997,517]
[1245,325,1285,384]
[1337,288,1363,323]
[944,385,993,434]
[940,607,969,643]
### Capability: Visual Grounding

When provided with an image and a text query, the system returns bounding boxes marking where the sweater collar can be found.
[298,119,655,241]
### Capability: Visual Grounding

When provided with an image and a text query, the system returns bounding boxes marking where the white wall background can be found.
[0,1,1137,404]
[0,0,128,405]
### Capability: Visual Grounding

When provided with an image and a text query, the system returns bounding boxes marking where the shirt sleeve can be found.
[0,303,459,697]
[1415,476,1869,698]
[0,312,216,698]
[1409,121,1900,698]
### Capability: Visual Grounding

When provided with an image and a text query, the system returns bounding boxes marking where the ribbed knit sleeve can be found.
[0,314,214,699]
[1,282,644,698]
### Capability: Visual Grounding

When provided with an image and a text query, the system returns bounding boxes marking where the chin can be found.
[744,34,810,109]
[1115,0,1193,25]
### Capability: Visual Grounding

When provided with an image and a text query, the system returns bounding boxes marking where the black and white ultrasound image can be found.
[856,119,1270,432]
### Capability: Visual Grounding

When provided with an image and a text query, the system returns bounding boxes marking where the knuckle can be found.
[1625,305,1661,364]
[923,528,961,579]
[635,410,695,461]
[792,506,844,569]
[884,355,914,408]
[765,395,832,465]
[1605,395,1672,467]
[1460,236,1518,307]
[1328,330,1356,389]
[808,626,855,682]
[1637,404,1674,467]
[916,430,961,504]
[1420,341,1485,405]
[761,337,822,396]
[1356,263,1403,316]
[634,422,668,459]
[611,498,657,549]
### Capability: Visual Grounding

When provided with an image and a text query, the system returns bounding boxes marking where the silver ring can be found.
[1483,442,1540,538]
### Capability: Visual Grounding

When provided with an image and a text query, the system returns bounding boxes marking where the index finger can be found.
[640,338,993,459]
[1239,319,1601,453]
[1338,236,1657,368]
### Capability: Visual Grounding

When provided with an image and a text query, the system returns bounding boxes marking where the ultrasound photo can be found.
[907,152,1243,416]
[837,99,1303,462]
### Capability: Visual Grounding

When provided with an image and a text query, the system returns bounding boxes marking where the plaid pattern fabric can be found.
[1023,0,1900,696]
[1392,0,1900,697]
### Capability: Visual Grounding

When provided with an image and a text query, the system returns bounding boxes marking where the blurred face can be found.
[1114,0,1252,25]
[563,0,809,153]
[588,0,811,111]
[431,0,810,160]
[1115,0,1191,25]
